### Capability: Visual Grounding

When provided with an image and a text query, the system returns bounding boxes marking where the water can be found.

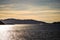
[0,24,60,40]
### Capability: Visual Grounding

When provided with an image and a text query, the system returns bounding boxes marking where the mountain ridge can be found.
[0,18,60,25]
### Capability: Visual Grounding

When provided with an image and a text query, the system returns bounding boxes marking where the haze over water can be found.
[0,24,59,40]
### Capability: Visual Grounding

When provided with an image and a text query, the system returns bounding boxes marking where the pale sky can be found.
[0,0,60,23]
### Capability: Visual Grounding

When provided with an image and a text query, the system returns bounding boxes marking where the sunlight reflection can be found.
[0,25,15,31]
[0,25,31,31]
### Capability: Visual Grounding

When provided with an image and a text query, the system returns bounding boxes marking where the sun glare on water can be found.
[0,25,30,31]
[0,25,15,40]
[0,25,15,31]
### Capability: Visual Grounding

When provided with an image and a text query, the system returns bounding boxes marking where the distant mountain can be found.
[0,18,60,25]
[0,18,46,24]
[53,22,60,25]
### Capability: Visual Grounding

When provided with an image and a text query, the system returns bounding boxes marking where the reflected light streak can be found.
[0,25,31,31]
[0,25,15,31]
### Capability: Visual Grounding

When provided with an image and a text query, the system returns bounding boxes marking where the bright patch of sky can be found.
[0,0,60,22]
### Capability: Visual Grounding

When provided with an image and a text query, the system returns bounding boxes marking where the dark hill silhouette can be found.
[0,18,60,25]
[53,22,60,25]
[1,18,46,24]
[0,21,4,24]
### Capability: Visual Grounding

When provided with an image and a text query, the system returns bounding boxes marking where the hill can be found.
[0,18,46,24]
[0,18,60,25]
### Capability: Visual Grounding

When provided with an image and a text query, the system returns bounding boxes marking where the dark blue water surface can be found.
[0,24,60,40]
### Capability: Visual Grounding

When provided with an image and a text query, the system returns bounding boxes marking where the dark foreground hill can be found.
[0,18,46,24]
[0,21,4,24]
[0,18,60,25]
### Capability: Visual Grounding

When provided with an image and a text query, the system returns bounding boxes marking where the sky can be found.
[0,0,60,23]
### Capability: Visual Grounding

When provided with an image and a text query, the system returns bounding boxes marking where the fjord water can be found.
[0,24,60,40]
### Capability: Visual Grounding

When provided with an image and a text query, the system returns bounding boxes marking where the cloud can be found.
[0,4,15,11]
[0,0,60,22]
[0,3,60,12]
[0,0,60,9]
[0,13,60,23]
[0,4,60,17]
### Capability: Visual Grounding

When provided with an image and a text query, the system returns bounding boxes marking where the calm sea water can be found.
[0,24,60,40]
